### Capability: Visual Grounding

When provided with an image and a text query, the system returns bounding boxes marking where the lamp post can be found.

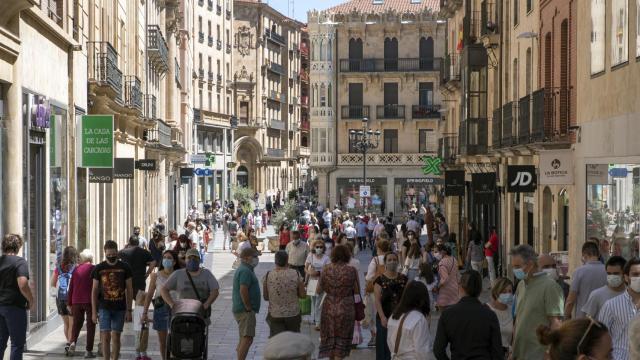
[349,117,381,213]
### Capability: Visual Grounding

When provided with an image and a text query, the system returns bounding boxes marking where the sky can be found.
[264,0,346,23]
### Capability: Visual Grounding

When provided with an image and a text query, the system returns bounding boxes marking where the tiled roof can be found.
[326,0,439,14]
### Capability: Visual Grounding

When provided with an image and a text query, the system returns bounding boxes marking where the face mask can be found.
[513,268,527,280]
[250,257,259,268]
[498,293,514,305]
[186,259,200,272]
[106,255,118,264]
[162,259,174,269]
[607,274,623,288]
[629,277,640,293]
[134,231,140,236]
[315,248,324,255]
[542,268,559,281]
[385,261,398,272]
[180,242,188,249]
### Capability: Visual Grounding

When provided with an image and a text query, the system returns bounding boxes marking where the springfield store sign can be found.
[78,115,114,168]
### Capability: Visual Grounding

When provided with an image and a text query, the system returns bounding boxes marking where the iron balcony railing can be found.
[144,94,157,120]
[198,32,204,43]
[438,134,458,164]
[459,118,488,155]
[266,148,286,158]
[88,41,123,103]
[198,69,204,81]
[440,54,461,85]
[300,120,310,131]
[175,61,181,88]
[341,105,370,119]
[412,105,442,119]
[217,39,222,50]
[518,94,530,144]
[216,4,221,15]
[208,36,213,47]
[226,9,231,19]
[147,119,172,147]
[265,29,285,46]
[208,71,214,83]
[226,43,231,54]
[376,105,405,119]
[147,25,169,73]
[531,89,546,142]
[207,0,213,10]
[217,74,222,84]
[193,108,201,123]
[501,101,516,147]
[266,61,284,75]
[492,107,501,148]
[268,119,285,130]
[540,87,572,142]
[124,75,143,112]
[339,58,443,72]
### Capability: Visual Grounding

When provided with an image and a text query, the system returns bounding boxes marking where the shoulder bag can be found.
[391,313,409,359]
[186,271,212,318]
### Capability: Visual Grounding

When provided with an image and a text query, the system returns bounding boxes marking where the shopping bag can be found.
[306,279,319,296]
[299,296,312,316]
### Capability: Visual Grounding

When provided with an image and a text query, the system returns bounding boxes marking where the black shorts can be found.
[56,298,71,316]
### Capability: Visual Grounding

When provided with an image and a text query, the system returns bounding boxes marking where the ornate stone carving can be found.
[237,25,253,57]
[235,65,253,82]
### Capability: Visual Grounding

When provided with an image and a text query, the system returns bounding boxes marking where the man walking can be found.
[322,208,332,232]
[119,236,156,297]
[92,240,133,360]
[232,248,261,360]
[564,241,607,319]
[510,244,564,360]
[582,256,627,319]
[286,231,309,278]
[132,226,147,250]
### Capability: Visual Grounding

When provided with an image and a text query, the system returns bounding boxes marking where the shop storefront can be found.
[586,163,640,259]
[336,177,387,215]
[393,177,444,216]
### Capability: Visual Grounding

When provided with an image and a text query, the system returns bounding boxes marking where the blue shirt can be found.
[356,222,368,237]
[232,262,261,314]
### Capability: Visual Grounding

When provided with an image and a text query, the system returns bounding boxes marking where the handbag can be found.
[152,296,165,308]
[186,271,212,318]
[354,294,365,321]
[391,313,409,359]
[299,296,312,316]
[306,278,319,297]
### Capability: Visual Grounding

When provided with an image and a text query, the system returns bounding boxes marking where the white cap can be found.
[263,331,314,359]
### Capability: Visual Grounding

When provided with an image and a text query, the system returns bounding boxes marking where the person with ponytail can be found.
[536,318,612,360]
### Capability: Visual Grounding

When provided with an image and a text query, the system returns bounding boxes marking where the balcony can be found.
[217,40,222,50]
[238,117,263,128]
[144,94,157,120]
[533,87,572,144]
[217,74,223,84]
[464,11,482,44]
[341,105,370,119]
[198,69,204,82]
[440,54,461,86]
[338,153,430,166]
[194,108,201,123]
[226,43,231,54]
[265,28,286,46]
[226,9,231,20]
[518,95,530,144]
[198,31,204,43]
[208,36,213,47]
[310,152,334,167]
[266,148,286,158]
[87,41,123,103]
[300,120,310,131]
[147,25,169,74]
[198,0,204,6]
[267,90,285,103]
[458,118,488,156]
[300,96,309,107]
[501,101,516,147]
[339,58,442,73]
[175,61,181,88]
[299,69,309,83]
[216,4,221,15]
[171,127,184,148]
[491,107,501,149]
[438,134,458,164]
[295,147,311,157]
[208,71,214,83]
[412,105,442,119]
[300,42,309,58]
[146,119,172,148]
[124,75,143,112]
[481,1,499,37]
[268,119,285,130]
[376,105,405,119]
[207,0,213,10]
[266,60,284,75]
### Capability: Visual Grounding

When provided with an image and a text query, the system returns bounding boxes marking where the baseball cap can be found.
[186,248,200,259]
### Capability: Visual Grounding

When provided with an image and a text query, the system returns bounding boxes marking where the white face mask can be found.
[629,277,640,293]
[542,268,559,281]
[607,274,623,288]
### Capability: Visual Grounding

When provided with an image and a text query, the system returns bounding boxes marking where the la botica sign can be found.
[78,115,114,168]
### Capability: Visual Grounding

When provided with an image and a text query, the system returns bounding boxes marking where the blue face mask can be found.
[186,259,200,272]
[513,268,526,280]
[162,258,174,270]
[498,293,514,305]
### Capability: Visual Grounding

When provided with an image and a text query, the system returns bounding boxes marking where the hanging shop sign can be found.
[114,158,135,179]
[396,177,444,186]
[136,159,157,171]
[539,150,574,185]
[78,115,114,168]
[472,173,496,204]
[180,168,194,184]
[194,168,213,176]
[586,164,609,185]
[88,168,113,183]
[608,167,629,178]
[421,156,443,176]
[507,165,537,193]
[444,170,465,196]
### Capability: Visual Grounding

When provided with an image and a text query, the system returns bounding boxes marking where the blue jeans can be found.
[376,315,390,360]
[0,305,27,360]
[310,293,322,326]
[98,308,126,333]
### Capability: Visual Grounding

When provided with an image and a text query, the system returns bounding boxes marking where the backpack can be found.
[57,264,76,301]
[365,257,386,293]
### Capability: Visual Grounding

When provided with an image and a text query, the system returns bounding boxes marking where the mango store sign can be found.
[78,115,114,168]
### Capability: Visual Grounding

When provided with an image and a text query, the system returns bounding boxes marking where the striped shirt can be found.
[597,290,639,360]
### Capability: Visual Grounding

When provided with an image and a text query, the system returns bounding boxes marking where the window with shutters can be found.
[419,129,437,153]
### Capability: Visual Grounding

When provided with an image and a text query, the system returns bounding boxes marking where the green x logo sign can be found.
[205,152,216,167]
[421,156,443,176]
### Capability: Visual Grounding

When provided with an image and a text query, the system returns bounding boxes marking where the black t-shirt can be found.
[91,260,133,310]
[118,247,153,292]
[0,255,29,308]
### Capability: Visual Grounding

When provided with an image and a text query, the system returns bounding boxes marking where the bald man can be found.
[538,254,569,299]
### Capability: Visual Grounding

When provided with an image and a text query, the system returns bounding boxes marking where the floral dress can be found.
[319,263,358,359]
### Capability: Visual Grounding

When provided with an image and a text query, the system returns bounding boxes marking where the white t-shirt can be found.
[386,310,432,360]
[305,253,330,274]
[344,226,357,239]
[487,302,514,349]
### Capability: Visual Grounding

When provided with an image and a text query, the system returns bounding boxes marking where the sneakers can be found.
[84,351,96,359]
[68,343,76,356]
[64,343,70,356]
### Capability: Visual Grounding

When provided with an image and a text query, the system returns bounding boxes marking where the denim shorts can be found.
[98,308,126,333]
[152,305,171,331]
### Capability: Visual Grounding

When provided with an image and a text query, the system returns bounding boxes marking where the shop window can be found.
[337,178,387,215]
[611,0,628,66]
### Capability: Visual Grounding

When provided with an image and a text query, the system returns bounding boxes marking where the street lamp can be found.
[348,117,381,213]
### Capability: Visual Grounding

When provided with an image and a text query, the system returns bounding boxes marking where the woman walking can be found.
[402,242,421,281]
[66,249,96,357]
[434,244,459,310]
[374,252,408,360]
[263,251,306,337]
[142,250,180,360]
[486,277,514,357]
[51,246,77,355]
[466,226,485,273]
[305,240,330,330]
[278,223,291,251]
[317,245,359,360]
[386,281,432,359]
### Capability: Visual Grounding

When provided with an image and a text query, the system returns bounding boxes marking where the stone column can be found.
[3,54,22,235]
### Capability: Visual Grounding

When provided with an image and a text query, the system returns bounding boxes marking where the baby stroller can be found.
[166,299,208,360]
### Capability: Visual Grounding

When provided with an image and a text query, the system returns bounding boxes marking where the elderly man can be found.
[538,253,570,299]
[511,244,564,360]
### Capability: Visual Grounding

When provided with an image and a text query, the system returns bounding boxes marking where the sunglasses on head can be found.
[576,316,609,358]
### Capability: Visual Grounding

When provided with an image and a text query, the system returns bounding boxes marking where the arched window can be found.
[384,37,399,70]
[419,37,434,70]
[348,38,363,71]
[319,39,324,61]
[320,84,326,107]
[327,39,333,61]
[327,83,332,107]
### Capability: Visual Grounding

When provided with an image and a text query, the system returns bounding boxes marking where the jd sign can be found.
[421,156,443,176]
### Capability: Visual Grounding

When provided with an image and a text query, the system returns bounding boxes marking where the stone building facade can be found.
[232,0,309,202]
[309,0,445,217]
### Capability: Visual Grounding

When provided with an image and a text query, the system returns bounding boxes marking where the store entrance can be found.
[27,141,47,323]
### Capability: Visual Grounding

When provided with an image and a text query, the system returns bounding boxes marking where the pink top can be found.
[67,262,95,305]
[436,256,460,307]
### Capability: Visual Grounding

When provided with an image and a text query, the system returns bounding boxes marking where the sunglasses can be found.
[576,316,610,358]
